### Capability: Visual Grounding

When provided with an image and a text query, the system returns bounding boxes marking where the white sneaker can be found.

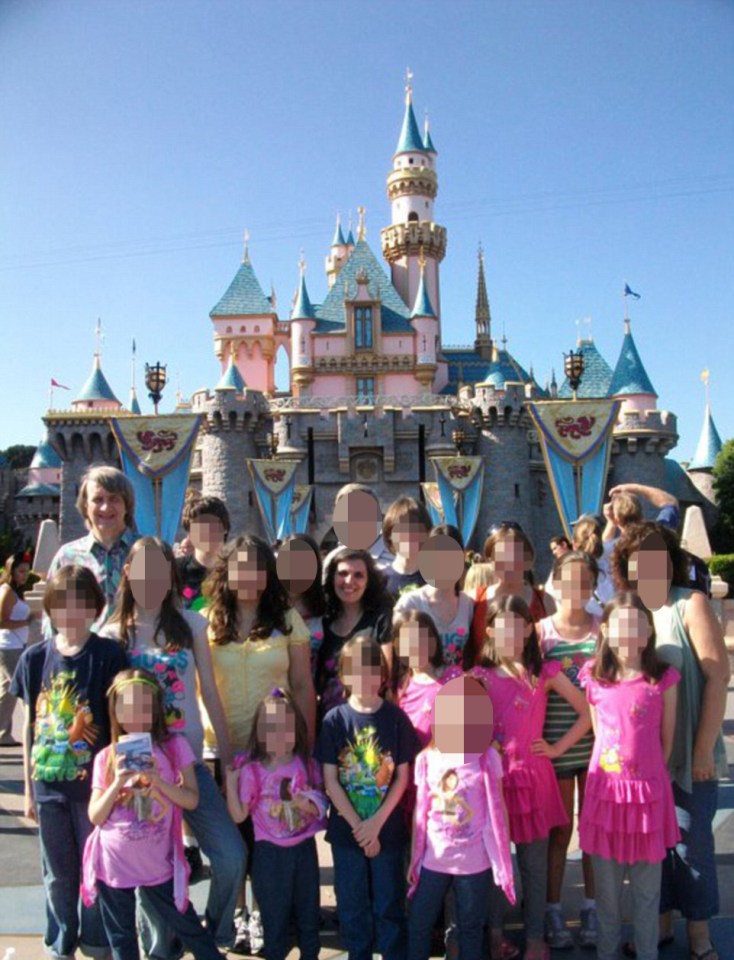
[248,911,264,955]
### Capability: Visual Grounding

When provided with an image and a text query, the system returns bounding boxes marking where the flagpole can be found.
[623,282,629,323]
[49,382,54,411]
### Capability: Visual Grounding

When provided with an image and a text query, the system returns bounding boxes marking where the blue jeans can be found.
[35,793,109,958]
[98,879,221,960]
[661,779,719,920]
[408,868,490,960]
[251,838,321,960]
[332,841,407,960]
[139,762,246,955]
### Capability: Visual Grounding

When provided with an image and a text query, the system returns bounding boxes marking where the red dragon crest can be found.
[447,463,471,480]
[264,468,286,483]
[555,415,596,440]
[137,430,178,453]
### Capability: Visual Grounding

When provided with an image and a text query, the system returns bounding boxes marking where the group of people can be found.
[0,464,728,960]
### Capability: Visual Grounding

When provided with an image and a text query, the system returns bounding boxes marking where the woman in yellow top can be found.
[202,535,316,761]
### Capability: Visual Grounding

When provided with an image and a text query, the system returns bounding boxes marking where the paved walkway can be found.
[2,684,734,960]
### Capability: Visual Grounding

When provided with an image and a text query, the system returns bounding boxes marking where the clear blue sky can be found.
[2,0,733,463]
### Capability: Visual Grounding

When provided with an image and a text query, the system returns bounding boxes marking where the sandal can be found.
[689,945,719,960]
[490,940,519,960]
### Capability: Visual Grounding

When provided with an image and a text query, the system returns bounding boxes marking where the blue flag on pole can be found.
[624,283,641,299]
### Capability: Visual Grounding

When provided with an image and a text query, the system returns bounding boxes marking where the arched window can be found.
[355,306,373,350]
[407,211,419,222]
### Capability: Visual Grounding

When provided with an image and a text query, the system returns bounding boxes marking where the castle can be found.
[8,81,723,571]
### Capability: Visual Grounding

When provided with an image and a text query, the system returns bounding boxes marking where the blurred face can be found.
[258,700,296,758]
[550,540,569,560]
[627,535,672,611]
[397,620,437,670]
[334,558,368,608]
[418,535,464,590]
[487,610,531,661]
[492,534,528,578]
[228,547,268,603]
[342,648,383,700]
[333,491,382,550]
[49,585,98,636]
[555,560,594,608]
[392,517,429,560]
[604,606,652,665]
[127,543,172,610]
[86,481,127,542]
[189,514,227,555]
[115,681,155,734]
[12,562,30,587]
[276,538,318,597]
[432,676,493,757]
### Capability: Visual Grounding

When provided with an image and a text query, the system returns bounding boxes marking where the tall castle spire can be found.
[474,244,492,360]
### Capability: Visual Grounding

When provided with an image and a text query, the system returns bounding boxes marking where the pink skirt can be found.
[503,758,568,844]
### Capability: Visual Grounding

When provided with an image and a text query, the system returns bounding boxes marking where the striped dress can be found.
[538,616,599,774]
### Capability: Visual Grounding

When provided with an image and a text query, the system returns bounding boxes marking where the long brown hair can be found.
[389,610,444,694]
[206,535,292,645]
[592,591,668,684]
[246,687,311,767]
[107,537,193,652]
[480,594,543,678]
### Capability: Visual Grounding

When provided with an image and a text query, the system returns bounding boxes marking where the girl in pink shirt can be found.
[226,688,327,960]
[579,593,679,960]
[391,610,445,747]
[82,668,220,960]
[475,596,591,960]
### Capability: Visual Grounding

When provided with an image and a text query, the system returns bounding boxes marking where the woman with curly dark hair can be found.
[315,547,394,717]
[204,535,316,754]
[612,522,729,960]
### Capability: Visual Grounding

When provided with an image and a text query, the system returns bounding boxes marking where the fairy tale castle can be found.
[26,80,722,566]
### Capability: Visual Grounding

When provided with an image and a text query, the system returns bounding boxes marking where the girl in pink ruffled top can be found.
[579,592,680,960]
[474,596,591,960]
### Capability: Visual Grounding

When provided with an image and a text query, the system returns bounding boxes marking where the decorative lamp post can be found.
[145,362,167,414]
[563,349,585,401]
[267,432,280,459]
[452,427,465,455]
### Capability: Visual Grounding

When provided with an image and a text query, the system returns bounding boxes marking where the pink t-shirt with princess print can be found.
[237,754,327,847]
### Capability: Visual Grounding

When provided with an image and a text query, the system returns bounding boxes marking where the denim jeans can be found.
[408,867,491,960]
[36,793,109,958]
[138,762,246,956]
[251,838,321,960]
[332,841,408,960]
[661,779,719,920]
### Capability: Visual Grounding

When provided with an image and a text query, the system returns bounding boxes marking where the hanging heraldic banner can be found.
[430,456,485,547]
[290,484,314,535]
[527,400,620,540]
[247,460,300,543]
[110,415,203,543]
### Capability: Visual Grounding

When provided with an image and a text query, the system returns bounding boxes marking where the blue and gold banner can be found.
[290,484,314,535]
[420,482,444,527]
[527,400,620,540]
[110,415,203,543]
[431,456,485,547]
[247,460,300,544]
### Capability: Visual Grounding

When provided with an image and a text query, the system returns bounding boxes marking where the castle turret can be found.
[609,318,658,414]
[474,246,492,361]
[410,254,438,388]
[290,257,317,396]
[326,214,349,288]
[71,354,122,412]
[687,379,724,528]
[381,74,446,335]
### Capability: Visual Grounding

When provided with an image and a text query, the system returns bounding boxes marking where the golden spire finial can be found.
[357,205,366,241]
[299,248,306,275]
[701,368,711,406]
[243,229,250,264]
[405,67,413,105]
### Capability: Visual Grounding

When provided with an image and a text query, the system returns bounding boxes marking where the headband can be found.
[111,677,161,695]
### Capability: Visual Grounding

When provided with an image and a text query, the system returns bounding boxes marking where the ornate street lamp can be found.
[452,427,465,455]
[145,362,167,414]
[563,349,585,401]
[267,432,280,459]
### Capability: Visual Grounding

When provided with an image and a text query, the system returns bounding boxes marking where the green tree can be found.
[713,439,734,553]
[1,444,36,469]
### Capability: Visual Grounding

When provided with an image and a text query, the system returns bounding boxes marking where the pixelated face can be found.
[604,606,651,663]
[432,675,493,756]
[258,700,296,756]
[86,481,126,540]
[487,610,531,660]
[333,491,382,550]
[555,559,594,606]
[188,514,226,554]
[115,681,155,734]
[49,584,98,635]
[13,562,31,586]
[228,547,268,602]
[334,558,368,607]
[128,543,172,610]
[276,538,318,597]
[342,646,383,699]
[392,517,430,559]
[627,534,671,610]
[397,620,436,669]
[492,534,529,577]
[418,535,464,589]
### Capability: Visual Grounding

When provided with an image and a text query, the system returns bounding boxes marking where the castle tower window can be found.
[356,377,375,400]
[408,212,419,222]
[355,306,373,350]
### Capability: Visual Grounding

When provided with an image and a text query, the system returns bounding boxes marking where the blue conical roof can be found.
[423,120,437,154]
[128,387,142,415]
[216,355,246,392]
[30,439,61,470]
[75,357,120,404]
[395,96,426,155]
[558,340,614,399]
[332,218,346,247]
[609,322,657,397]
[689,404,723,470]
[475,348,531,389]
[410,268,436,318]
[210,256,274,317]
[346,228,355,246]
[291,270,315,320]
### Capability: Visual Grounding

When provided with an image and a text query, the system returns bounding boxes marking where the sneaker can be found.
[544,909,574,950]
[578,907,598,948]
[184,845,211,885]
[231,912,251,955]
[248,911,264,955]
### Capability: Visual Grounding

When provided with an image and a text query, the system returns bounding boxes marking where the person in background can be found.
[381,497,431,600]
[277,535,325,681]
[0,552,35,745]
[177,492,230,611]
